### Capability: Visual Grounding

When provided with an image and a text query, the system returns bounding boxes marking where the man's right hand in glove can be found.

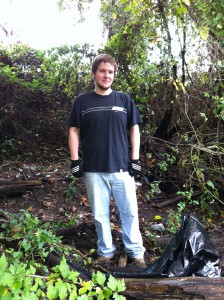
[70,159,83,178]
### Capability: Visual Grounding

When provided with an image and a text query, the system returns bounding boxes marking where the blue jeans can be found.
[83,172,145,258]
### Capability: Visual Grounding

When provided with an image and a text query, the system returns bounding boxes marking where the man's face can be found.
[93,62,115,91]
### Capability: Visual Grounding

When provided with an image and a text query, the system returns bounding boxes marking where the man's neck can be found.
[94,87,112,96]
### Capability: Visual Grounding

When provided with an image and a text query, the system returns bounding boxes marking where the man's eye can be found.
[99,70,114,74]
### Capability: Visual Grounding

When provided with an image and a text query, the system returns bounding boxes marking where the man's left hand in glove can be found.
[128,159,141,177]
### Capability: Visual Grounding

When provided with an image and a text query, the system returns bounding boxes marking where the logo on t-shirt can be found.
[112,106,125,112]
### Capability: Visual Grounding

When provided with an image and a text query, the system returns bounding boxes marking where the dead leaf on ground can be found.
[42,201,54,209]
[81,197,90,207]
[72,206,77,212]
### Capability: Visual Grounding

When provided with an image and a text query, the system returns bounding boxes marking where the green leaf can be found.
[12,280,23,290]
[30,281,39,292]
[196,169,204,181]
[58,283,68,300]
[0,272,14,287]
[102,287,113,299]
[1,291,13,300]
[35,277,44,288]
[92,271,106,286]
[58,257,70,279]
[20,291,38,300]
[113,292,127,300]
[21,239,31,252]
[107,276,126,293]
[181,158,188,167]
[0,286,5,298]
[78,286,87,296]
[94,286,104,299]
[46,283,58,300]
[81,281,92,292]
[199,26,209,40]
[0,254,8,272]
[12,251,23,259]
[118,279,126,292]
[68,270,79,283]
[107,275,118,292]
[89,249,95,255]
[76,295,89,299]
[42,265,49,273]
[68,288,77,300]
[206,180,215,189]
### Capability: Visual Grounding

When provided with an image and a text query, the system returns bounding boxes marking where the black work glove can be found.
[128,159,141,177]
[70,160,83,178]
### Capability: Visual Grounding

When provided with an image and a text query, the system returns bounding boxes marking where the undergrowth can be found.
[0,210,126,299]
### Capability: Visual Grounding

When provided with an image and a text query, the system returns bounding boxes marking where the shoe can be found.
[118,251,128,268]
[96,255,112,265]
[130,257,147,268]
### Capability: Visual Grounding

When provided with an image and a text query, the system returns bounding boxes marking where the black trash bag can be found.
[112,213,221,278]
[147,213,221,277]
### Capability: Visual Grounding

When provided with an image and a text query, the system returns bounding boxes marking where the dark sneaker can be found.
[130,257,146,268]
[96,255,113,265]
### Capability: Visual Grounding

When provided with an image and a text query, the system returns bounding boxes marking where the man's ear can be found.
[92,73,95,80]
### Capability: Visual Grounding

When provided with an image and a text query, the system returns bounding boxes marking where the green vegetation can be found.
[0,254,126,300]
[0,210,126,299]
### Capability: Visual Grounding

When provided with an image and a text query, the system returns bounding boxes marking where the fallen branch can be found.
[151,190,202,208]
[148,136,224,156]
[0,179,43,196]
[0,176,71,197]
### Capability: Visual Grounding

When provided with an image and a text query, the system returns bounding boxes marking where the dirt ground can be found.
[1,157,224,300]
[1,158,224,269]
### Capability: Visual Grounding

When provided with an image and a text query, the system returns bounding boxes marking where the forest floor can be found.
[1,155,224,269]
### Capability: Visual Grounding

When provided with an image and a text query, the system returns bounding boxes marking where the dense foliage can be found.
[0,44,96,160]
[0,210,126,299]
[100,0,224,206]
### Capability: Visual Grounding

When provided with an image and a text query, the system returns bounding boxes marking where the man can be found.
[68,54,146,267]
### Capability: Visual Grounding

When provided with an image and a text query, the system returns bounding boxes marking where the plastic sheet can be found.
[113,213,221,278]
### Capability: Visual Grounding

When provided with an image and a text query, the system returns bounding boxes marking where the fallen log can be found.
[46,251,91,281]
[0,176,73,197]
[0,179,43,196]
[123,277,224,299]
[151,190,202,208]
[0,179,43,185]
[55,222,87,238]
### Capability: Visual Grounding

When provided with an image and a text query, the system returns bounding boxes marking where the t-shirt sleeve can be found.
[67,98,81,128]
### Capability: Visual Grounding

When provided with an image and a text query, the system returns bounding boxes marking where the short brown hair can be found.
[91,54,117,73]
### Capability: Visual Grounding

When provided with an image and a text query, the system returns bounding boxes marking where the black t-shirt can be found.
[68,90,142,172]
